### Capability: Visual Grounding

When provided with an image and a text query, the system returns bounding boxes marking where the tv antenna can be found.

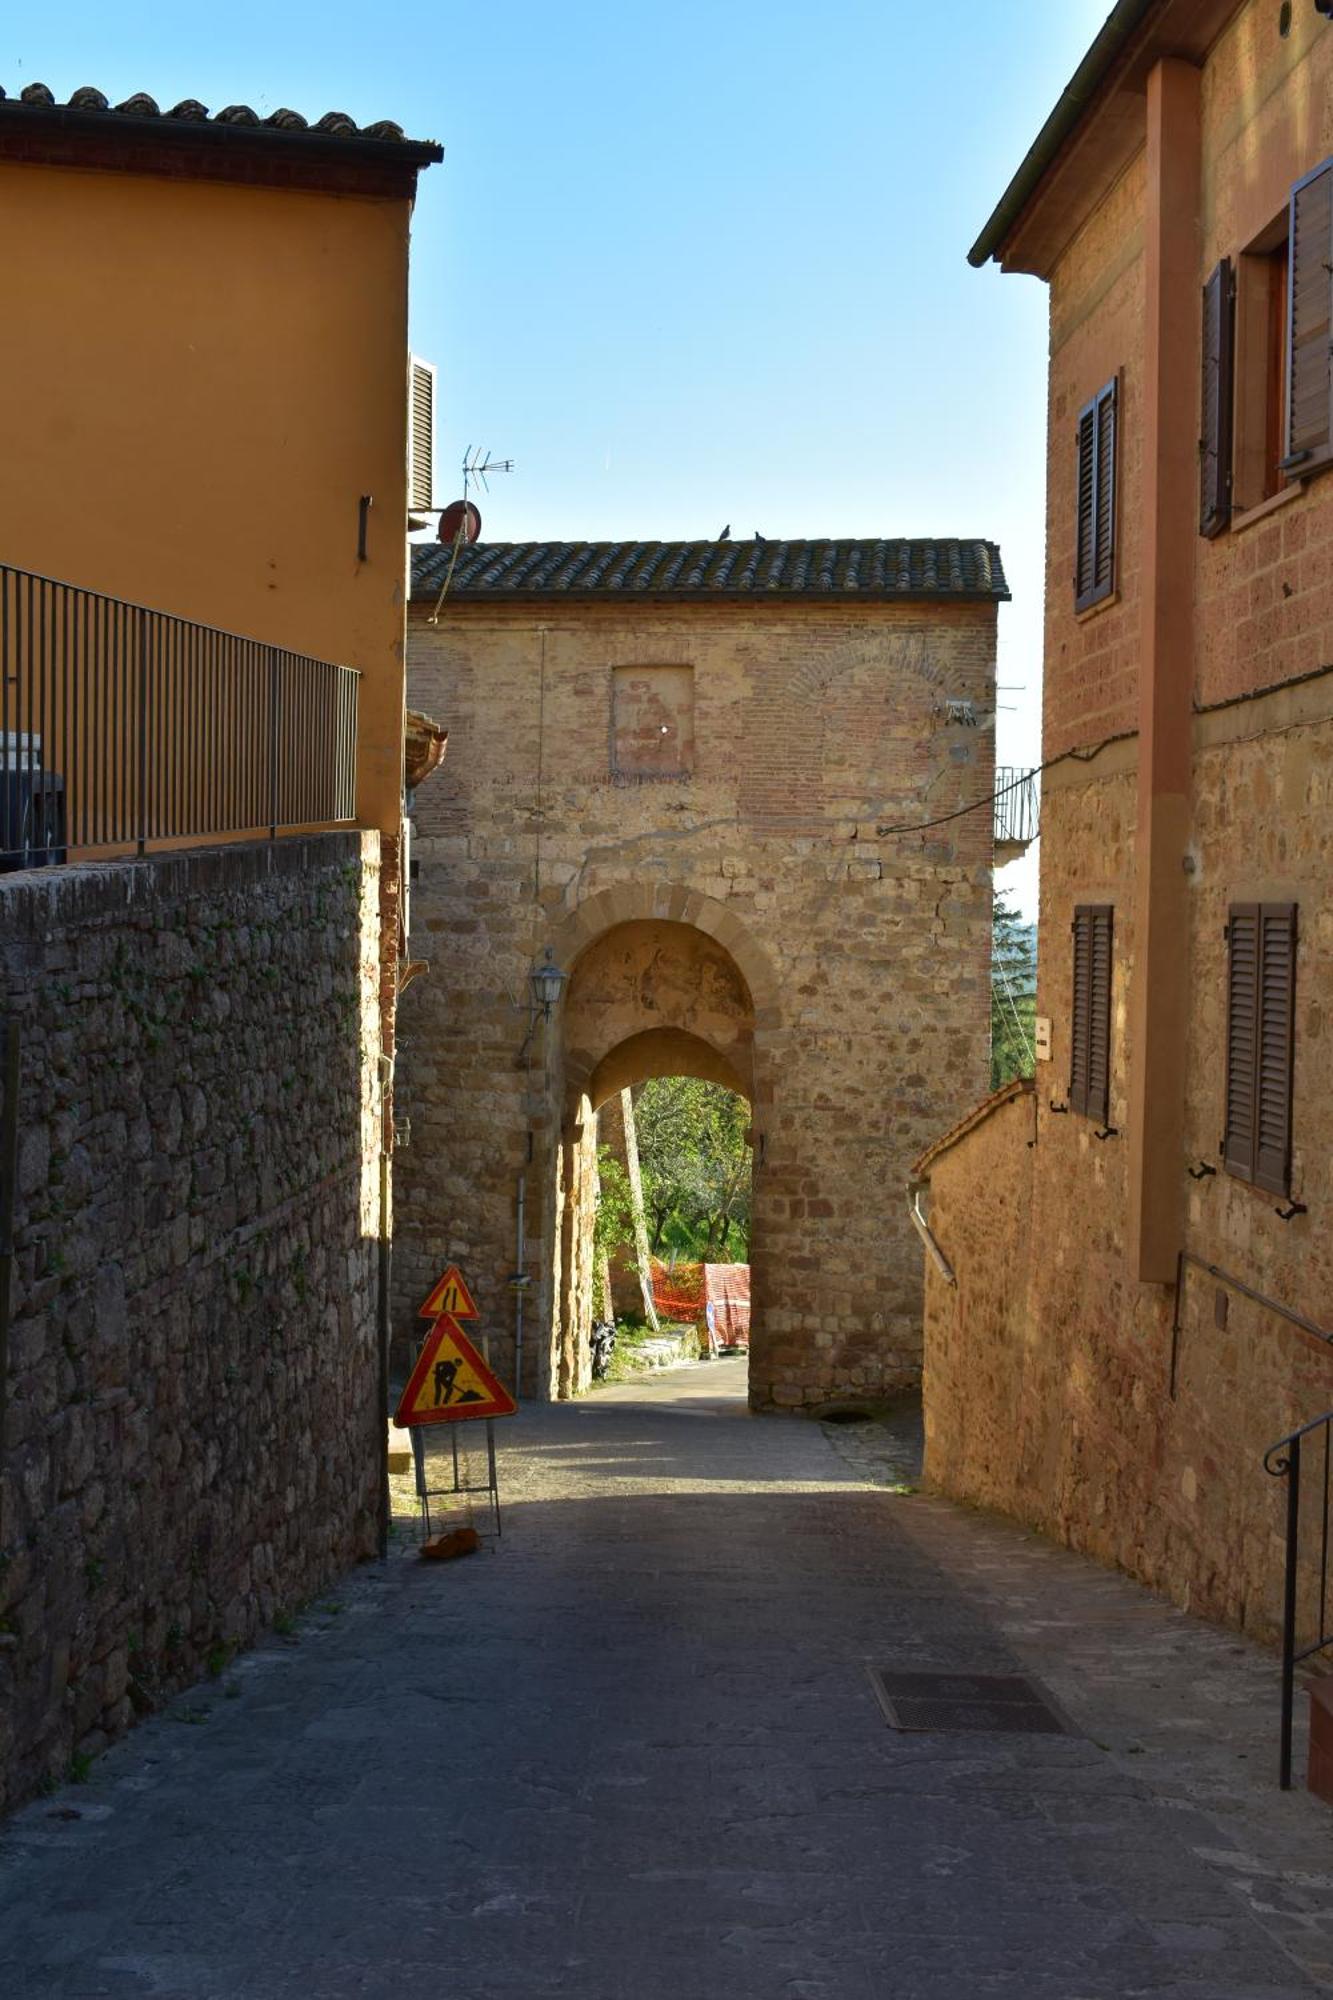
[428,445,515,623]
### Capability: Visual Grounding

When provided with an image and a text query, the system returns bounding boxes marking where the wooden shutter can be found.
[1075,380,1118,611]
[1200,258,1235,537]
[1075,403,1097,606]
[1224,903,1296,1194]
[408,358,436,511]
[1223,905,1258,1179]
[1285,161,1333,471]
[1070,905,1113,1120]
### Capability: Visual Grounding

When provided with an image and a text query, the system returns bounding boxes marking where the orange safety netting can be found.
[650,1258,704,1323]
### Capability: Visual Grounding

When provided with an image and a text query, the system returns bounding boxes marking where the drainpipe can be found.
[906,1179,957,1287]
[513,1172,526,1400]
[1127,58,1200,1284]
[376,1052,393,1560]
[0,1022,18,1543]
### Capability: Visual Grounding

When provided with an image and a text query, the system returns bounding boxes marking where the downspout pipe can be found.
[907,1179,957,1288]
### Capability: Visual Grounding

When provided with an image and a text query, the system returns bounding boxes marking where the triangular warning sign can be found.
[418,1264,480,1321]
[396,1315,517,1427]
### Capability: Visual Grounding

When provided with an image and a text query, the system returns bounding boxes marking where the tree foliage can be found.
[591,1146,635,1318]
[633,1076,752,1260]
[991,892,1037,1090]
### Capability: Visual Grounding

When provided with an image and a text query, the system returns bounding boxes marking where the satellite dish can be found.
[438,499,482,546]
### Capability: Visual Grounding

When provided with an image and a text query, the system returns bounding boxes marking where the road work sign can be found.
[396,1315,518,1427]
[418,1264,480,1321]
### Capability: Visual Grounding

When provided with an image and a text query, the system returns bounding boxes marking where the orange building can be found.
[0,82,440,857]
[918,0,1333,1710]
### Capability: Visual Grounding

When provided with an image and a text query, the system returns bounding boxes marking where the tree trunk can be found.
[619,1088,661,1332]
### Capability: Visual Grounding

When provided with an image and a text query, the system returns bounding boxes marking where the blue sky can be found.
[3,1,1111,913]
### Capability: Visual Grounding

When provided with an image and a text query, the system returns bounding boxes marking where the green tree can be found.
[634,1077,752,1260]
[991,893,1037,1090]
[591,1146,635,1317]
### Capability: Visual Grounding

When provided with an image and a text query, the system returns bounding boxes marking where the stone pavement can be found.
[1,1358,1330,1999]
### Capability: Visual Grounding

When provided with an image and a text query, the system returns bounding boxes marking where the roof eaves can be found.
[911,1076,1035,1180]
[967,0,1159,269]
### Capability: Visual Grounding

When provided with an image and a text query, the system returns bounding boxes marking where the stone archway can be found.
[548,912,767,1401]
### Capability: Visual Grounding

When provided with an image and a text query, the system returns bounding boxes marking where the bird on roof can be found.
[754,531,767,543]
[718,525,731,541]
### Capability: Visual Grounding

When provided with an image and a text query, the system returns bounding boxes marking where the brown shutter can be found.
[1070,909,1091,1114]
[1224,903,1296,1194]
[1093,380,1117,600]
[1088,906,1113,1125]
[1255,904,1297,1196]
[1285,161,1333,471]
[1223,905,1259,1179]
[1200,258,1235,537]
[1075,380,1117,611]
[1075,402,1097,605]
[1070,905,1113,1120]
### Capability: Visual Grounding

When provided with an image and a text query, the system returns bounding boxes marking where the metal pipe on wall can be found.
[0,1021,19,1544]
[514,1171,526,1399]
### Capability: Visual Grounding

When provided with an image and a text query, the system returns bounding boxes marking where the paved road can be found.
[1,1359,1329,1999]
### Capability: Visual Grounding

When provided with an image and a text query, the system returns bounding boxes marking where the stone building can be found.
[917,0,1333,1642]
[0,87,438,1807]
[398,536,1007,1408]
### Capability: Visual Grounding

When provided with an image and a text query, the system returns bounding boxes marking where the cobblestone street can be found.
[1,1359,1329,1999]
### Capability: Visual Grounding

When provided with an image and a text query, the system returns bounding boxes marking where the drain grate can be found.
[868,1668,1071,1736]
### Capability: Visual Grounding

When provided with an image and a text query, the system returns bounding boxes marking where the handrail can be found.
[1170,1250,1332,1398]
[1263,1408,1333,1789]
[907,1180,957,1287]
[1,563,359,867]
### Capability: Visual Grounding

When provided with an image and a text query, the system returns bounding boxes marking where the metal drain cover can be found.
[868,1668,1070,1736]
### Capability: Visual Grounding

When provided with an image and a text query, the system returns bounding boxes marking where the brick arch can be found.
[550,883,782,1028]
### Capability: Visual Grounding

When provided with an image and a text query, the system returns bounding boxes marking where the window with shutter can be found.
[1223,903,1296,1196]
[1200,258,1235,537]
[1074,380,1118,611]
[1284,160,1333,474]
[408,357,436,512]
[1070,905,1113,1122]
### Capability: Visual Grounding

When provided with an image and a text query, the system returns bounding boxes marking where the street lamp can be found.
[529,947,567,1023]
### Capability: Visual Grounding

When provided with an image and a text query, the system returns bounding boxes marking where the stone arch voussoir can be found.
[551,883,782,1027]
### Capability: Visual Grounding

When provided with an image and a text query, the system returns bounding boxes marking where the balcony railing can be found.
[994,766,1039,852]
[1,565,359,871]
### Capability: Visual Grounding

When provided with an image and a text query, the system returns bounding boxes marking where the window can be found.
[1199,258,1235,536]
[1069,905,1113,1123]
[1234,219,1293,510]
[1074,379,1118,611]
[1227,159,1331,517]
[1223,904,1297,1197]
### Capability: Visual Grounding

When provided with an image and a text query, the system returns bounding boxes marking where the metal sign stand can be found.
[410,1419,502,1541]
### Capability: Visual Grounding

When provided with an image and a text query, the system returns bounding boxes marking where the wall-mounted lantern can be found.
[529,947,567,1023]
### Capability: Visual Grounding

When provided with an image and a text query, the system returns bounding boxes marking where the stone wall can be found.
[922,690,1333,1639]
[398,600,997,1410]
[0,833,384,1810]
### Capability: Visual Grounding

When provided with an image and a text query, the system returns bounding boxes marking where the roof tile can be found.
[411,538,1010,604]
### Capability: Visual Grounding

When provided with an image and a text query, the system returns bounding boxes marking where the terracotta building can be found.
[918,0,1333,1643]
[398,536,1007,1407]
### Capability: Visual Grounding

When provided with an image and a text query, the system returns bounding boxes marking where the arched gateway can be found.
[395,536,1007,1409]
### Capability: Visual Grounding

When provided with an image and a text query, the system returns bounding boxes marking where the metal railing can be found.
[994,766,1039,849]
[1264,1409,1333,1789]
[1,565,359,869]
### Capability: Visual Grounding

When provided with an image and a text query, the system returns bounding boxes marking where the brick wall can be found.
[398,599,997,1410]
[923,692,1333,1635]
[0,834,385,1809]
